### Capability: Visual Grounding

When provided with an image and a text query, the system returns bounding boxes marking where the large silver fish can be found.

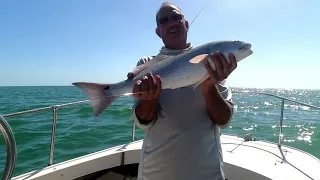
[73,40,253,117]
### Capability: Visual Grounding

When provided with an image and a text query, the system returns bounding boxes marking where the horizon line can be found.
[0,85,319,91]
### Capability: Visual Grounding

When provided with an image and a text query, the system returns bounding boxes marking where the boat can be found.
[1,90,320,180]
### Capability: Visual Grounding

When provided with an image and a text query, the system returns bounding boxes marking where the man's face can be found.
[156,5,189,48]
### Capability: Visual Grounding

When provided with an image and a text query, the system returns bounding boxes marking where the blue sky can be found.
[1,0,319,89]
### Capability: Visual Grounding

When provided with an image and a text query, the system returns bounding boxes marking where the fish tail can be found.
[72,82,119,117]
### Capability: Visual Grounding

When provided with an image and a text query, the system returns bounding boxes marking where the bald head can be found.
[155,2,189,50]
[156,2,183,26]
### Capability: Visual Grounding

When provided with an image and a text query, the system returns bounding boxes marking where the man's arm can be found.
[131,73,162,131]
[200,52,237,127]
[129,56,162,129]
[201,83,233,126]
[135,99,159,124]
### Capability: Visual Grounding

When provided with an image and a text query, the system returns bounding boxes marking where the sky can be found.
[0,0,319,89]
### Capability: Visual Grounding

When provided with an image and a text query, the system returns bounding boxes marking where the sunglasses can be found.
[158,14,184,25]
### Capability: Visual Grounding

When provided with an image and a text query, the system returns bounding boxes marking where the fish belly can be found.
[156,61,207,89]
[131,54,208,90]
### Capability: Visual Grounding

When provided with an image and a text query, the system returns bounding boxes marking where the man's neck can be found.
[165,42,190,50]
[159,42,192,56]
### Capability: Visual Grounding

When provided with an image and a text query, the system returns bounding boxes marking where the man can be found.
[127,2,237,180]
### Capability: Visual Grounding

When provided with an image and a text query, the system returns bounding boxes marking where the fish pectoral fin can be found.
[191,74,210,89]
[189,54,209,64]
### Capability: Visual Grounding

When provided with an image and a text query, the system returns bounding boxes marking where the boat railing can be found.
[1,90,320,180]
[232,91,320,163]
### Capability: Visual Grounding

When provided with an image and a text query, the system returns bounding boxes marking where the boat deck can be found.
[222,134,320,180]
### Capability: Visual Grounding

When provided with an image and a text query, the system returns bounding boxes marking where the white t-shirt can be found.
[132,43,233,180]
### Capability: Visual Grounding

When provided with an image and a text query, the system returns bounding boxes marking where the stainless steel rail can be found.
[232,90,320,162]
[0,115,17,180]
[1,100,90,172]
[1,90,319,180]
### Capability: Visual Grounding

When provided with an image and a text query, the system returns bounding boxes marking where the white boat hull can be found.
[11,134,320,180]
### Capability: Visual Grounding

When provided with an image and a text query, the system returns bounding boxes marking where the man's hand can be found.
[201,52,237,91]
[128,72,162,100]
[128,71,162,123]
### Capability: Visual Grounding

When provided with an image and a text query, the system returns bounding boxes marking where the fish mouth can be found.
[239,43,253,56]
[239,43,252,51]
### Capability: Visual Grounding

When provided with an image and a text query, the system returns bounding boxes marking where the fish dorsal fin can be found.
[131,55,172,76]
[189,54,209,64]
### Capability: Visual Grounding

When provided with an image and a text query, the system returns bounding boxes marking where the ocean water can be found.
[0,86,319,178]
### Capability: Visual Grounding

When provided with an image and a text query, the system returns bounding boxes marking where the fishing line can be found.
[189,0,210,28]
[102,91,148,98]
[115,92,148,97]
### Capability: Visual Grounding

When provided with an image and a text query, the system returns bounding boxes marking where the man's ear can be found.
[155,27,161,38]
[184,20,189,31]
